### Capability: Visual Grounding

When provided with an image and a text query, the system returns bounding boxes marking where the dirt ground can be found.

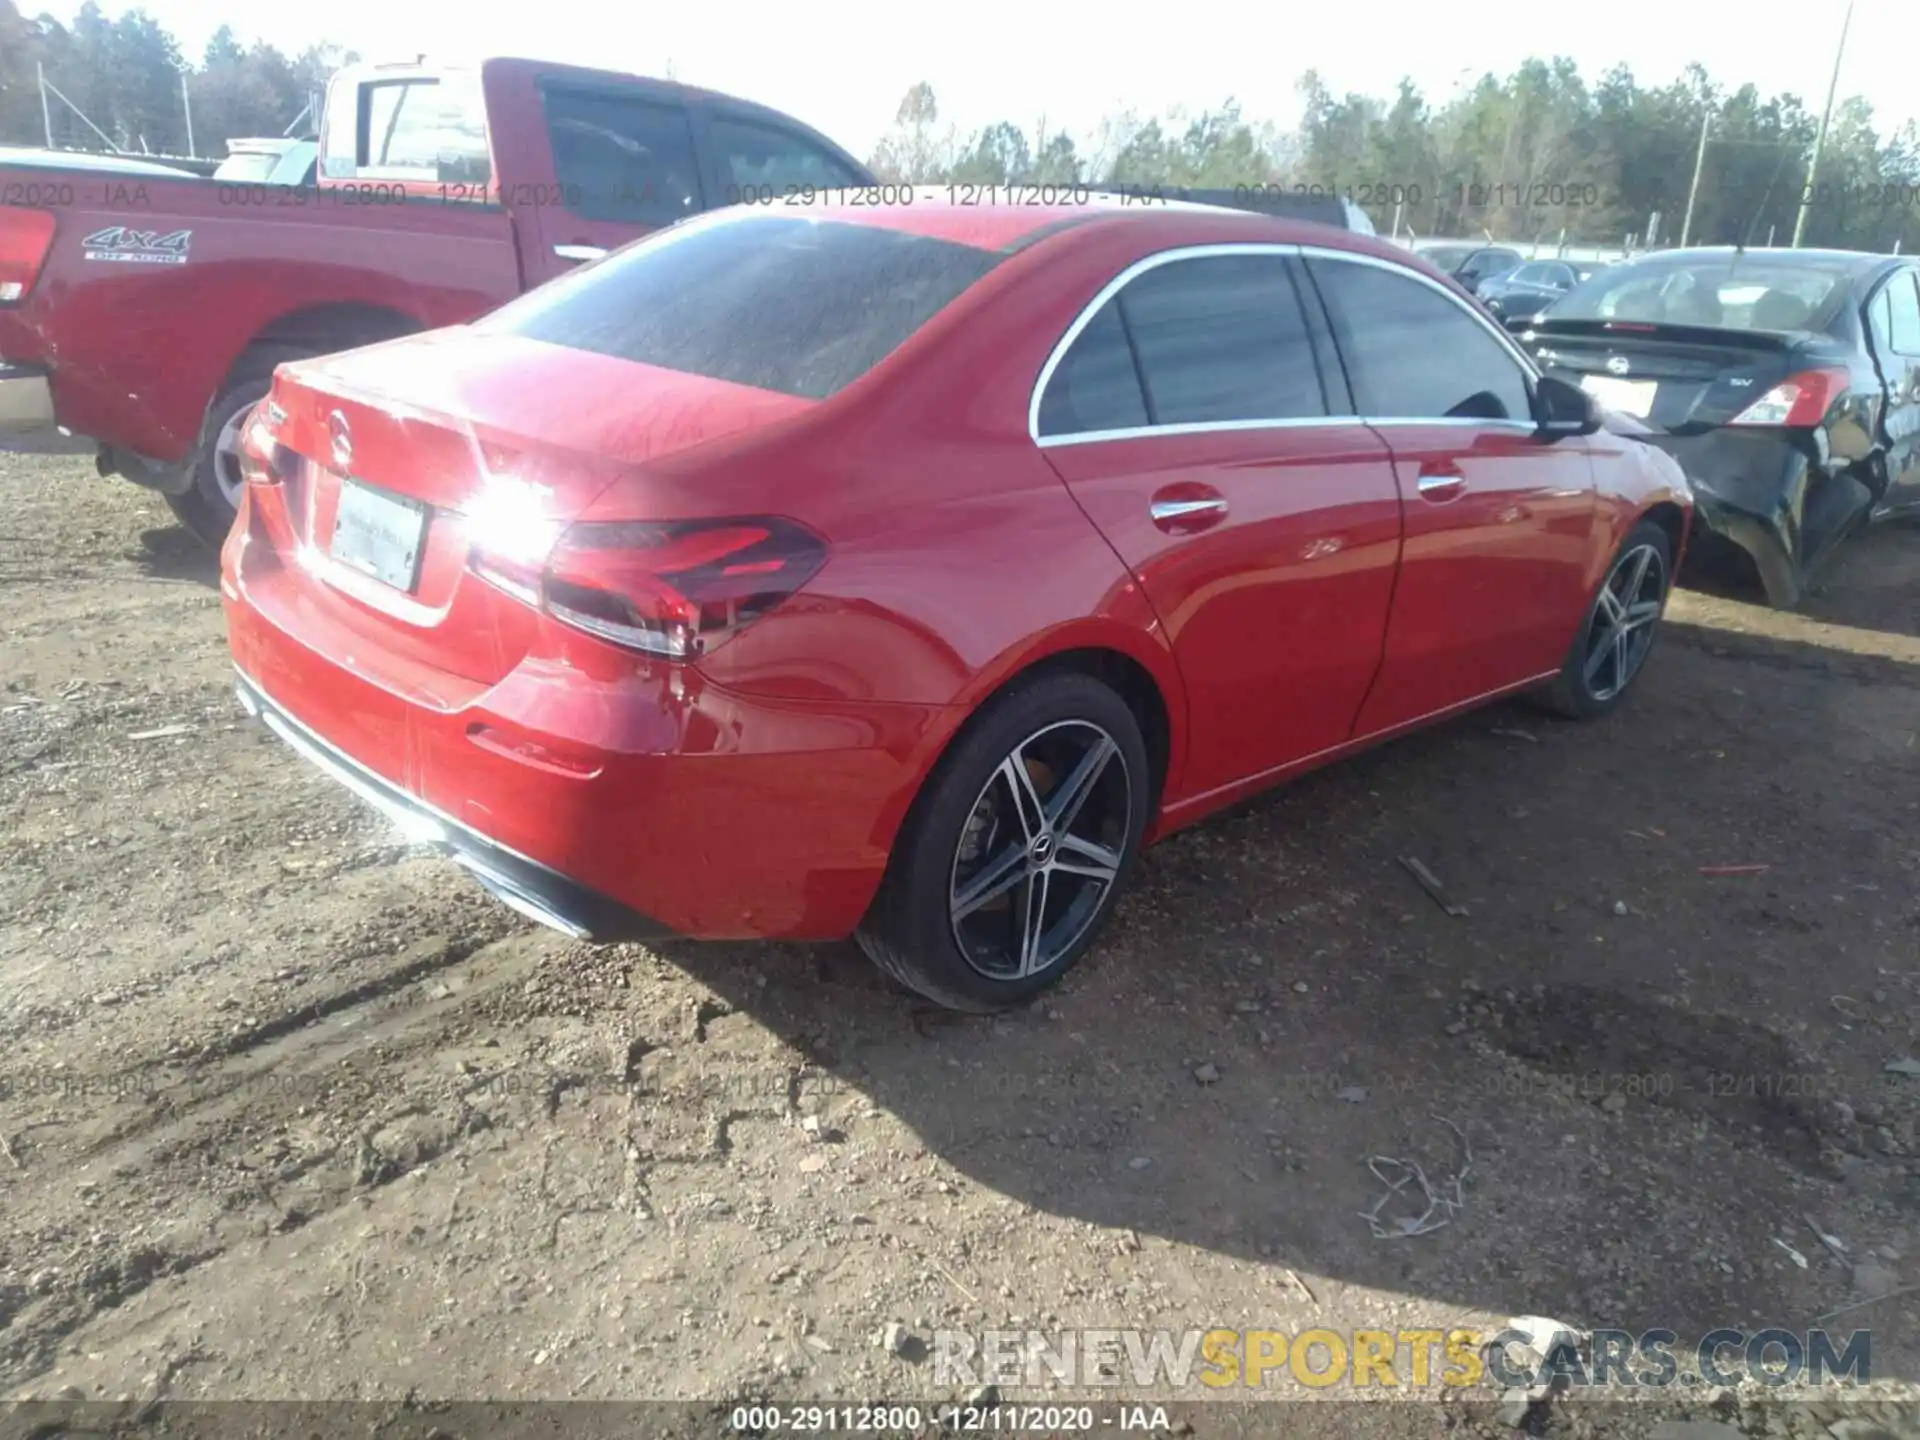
[2,444,1919,1439]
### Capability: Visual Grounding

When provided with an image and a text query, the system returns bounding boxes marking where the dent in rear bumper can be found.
[0,363,55,433]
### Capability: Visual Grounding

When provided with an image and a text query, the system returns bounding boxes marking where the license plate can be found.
[1581,375,1658,419]
[330,479,428,592]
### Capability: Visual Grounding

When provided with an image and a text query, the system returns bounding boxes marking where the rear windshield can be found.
[1551,257,1852,331]
[479,213,1003,399]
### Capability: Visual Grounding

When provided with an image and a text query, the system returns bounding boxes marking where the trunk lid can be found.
[257,329,815,692]
[1524,319,1832,432]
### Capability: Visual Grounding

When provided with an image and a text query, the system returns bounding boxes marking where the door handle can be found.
[1415,465,1467,502]
[1149,496,1229,532]
[554,243,607,262]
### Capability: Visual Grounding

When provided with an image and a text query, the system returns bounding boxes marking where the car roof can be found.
[685,191,1428,264]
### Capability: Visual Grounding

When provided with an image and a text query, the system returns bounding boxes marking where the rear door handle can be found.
[1149,495,1229,533]
[554,243,607,262]
[1415,465,1467,502]
[1149,497,1227,522]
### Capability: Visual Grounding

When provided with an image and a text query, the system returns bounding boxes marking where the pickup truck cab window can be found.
[541,84,704,227]
[347,74,490,184]
[706,113,865,195]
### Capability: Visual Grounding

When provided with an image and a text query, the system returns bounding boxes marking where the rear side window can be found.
[1308,256,1532,423]
[481,213,1001,400]
[1036,252,1328,438]
[354,76,490,184]
[542,85,702,226]
[708,114,864,195]
[1037,299,1148,438]
[1119,254,1326,425]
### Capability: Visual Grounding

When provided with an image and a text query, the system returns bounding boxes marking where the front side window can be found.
[1036,252,1327,438]
[542,85,703,226]
[708,114,864,194]
[1308,256,1533,422]
[479,212,1000,400]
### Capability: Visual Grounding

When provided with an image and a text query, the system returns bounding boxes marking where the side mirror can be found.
[1533,373,1601,439]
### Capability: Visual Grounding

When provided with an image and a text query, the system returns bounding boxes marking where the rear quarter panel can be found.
[0,167,521,460]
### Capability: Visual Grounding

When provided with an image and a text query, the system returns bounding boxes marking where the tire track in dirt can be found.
[0,928,569,1381]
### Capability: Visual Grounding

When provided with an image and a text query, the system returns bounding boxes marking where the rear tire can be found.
[856,671,1151,1013]
[165,345,308,549]
[1535,519,1673,720]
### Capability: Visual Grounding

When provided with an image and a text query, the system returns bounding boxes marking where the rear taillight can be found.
[1728,368,1850,427]
[0,207,56,303]
[472,516,827,659]
[238,400,294,485]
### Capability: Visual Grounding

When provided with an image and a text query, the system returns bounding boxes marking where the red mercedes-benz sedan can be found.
[222,197,1691,1012]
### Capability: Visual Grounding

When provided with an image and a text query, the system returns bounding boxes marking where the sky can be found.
[53,0,1904,161]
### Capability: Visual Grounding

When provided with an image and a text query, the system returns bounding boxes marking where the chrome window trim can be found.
[1028,241,1544,448]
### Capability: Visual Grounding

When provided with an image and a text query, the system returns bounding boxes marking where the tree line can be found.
[871,64,1920,253]
[4,2,1917,253]
[0,1,351,157]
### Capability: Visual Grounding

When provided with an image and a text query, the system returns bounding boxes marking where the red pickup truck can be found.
[0,57,876,544]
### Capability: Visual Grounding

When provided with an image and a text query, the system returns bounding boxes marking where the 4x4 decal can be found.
[81,226,191,265]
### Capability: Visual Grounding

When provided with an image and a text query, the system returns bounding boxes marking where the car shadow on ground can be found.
[132,525,220,587]
[647,603,1920,1369]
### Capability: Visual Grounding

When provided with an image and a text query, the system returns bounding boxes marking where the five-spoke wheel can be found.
[949,720,1132,981]
[858,671,1150,1012]
[1539,518,1674,719]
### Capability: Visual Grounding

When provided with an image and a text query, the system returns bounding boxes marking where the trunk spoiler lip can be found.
[1521,317,1815,352]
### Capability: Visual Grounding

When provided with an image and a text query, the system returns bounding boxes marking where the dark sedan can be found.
[1513,246,1920,608]
[1481,259,1605,322]
[1413,242,1524,296]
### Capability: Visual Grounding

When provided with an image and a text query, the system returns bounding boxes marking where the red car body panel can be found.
[1042,425,1404,796]
[222,202,1692,943]
[1348,422,1598,737]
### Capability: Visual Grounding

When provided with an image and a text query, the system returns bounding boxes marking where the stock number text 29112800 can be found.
[1233,182,1423,208]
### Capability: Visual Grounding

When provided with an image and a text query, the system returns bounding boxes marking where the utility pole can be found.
[180,71,195,158]
[1680,112,1711,247]
[37,62,53,147]
[1792,0,1854,248]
